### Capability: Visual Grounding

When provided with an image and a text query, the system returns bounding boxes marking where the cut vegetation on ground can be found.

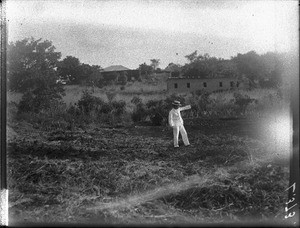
[8,116,290,225]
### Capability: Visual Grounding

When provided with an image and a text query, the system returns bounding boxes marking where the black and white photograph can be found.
[2,0,299,226]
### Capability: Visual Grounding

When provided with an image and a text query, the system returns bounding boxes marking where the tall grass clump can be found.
[187,90,212,118]
[68,89,128,126]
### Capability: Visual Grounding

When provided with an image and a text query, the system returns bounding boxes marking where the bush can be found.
[111,100,126,116]
[100,102,113,114]
[232,92,258,115]
[67,104,81,116]
[77,90,104,114]
[75,90,127,125]
[208,101,237,118]
[17,79,65,114]
[188,90,211,117]
[131,104,148,122]
[146,99,168,126]
[17,91,36,113]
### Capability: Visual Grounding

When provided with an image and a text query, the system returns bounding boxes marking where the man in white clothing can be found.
[168,100,191,148]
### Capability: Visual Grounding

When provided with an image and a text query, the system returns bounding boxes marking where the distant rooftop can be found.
[102,65,131,72]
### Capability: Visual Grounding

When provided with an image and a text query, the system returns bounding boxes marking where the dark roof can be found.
[102,65,131,72]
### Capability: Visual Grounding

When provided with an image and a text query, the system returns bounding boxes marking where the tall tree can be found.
[89,65,103,83]
[232,51,266,83]
[7,37,65,112]
[182,52,239,79]
[7,37,62,92]
[260,52,284,87]
[215,60,238,78]
[76,64,103,89]
[165,63,181,72]
[57,56,83,84]
[150,59,160,71]
[139,62,153,76]
[182,53,214,78]
[185,50,198,63]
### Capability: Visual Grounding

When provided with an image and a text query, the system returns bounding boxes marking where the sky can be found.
[5,0,299,69]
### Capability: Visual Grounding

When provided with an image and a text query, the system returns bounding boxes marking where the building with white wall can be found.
[167,77,248,93]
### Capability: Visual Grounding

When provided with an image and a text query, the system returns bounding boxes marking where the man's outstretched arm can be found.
[180,105,191,111]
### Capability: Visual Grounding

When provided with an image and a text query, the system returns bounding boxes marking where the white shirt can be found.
[168,105,191,127]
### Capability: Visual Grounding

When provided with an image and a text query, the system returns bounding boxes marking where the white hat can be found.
[172,100,181,106]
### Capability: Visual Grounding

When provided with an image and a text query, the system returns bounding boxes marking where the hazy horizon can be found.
[6,0,298,69]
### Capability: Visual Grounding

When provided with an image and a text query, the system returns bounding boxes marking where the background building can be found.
[101,65,140,82]
[167,77,248,93]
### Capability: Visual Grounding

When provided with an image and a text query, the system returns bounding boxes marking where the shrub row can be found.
[14,89,129,129]
[13,88,284,128]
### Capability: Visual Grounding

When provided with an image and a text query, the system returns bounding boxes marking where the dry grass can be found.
[7,79,167,106]
[8,115,290,225]
[8,84,287,115]
[63,85,166,107]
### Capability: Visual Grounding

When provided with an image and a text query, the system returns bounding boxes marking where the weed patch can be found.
[158,164,288,221]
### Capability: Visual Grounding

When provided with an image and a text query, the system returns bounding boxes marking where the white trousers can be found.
[173,124,190,147]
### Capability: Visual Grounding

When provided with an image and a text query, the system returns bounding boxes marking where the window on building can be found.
[174,83,178,89]
[203,82,207,87]
[187,82,190,88]
[219,82,223,87]
[230,81,234,87]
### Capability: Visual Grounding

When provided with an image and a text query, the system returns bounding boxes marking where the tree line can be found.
[7,37,292,116]
[8,38,165,92]
[8,37,289,96]
[166,50,286,89]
